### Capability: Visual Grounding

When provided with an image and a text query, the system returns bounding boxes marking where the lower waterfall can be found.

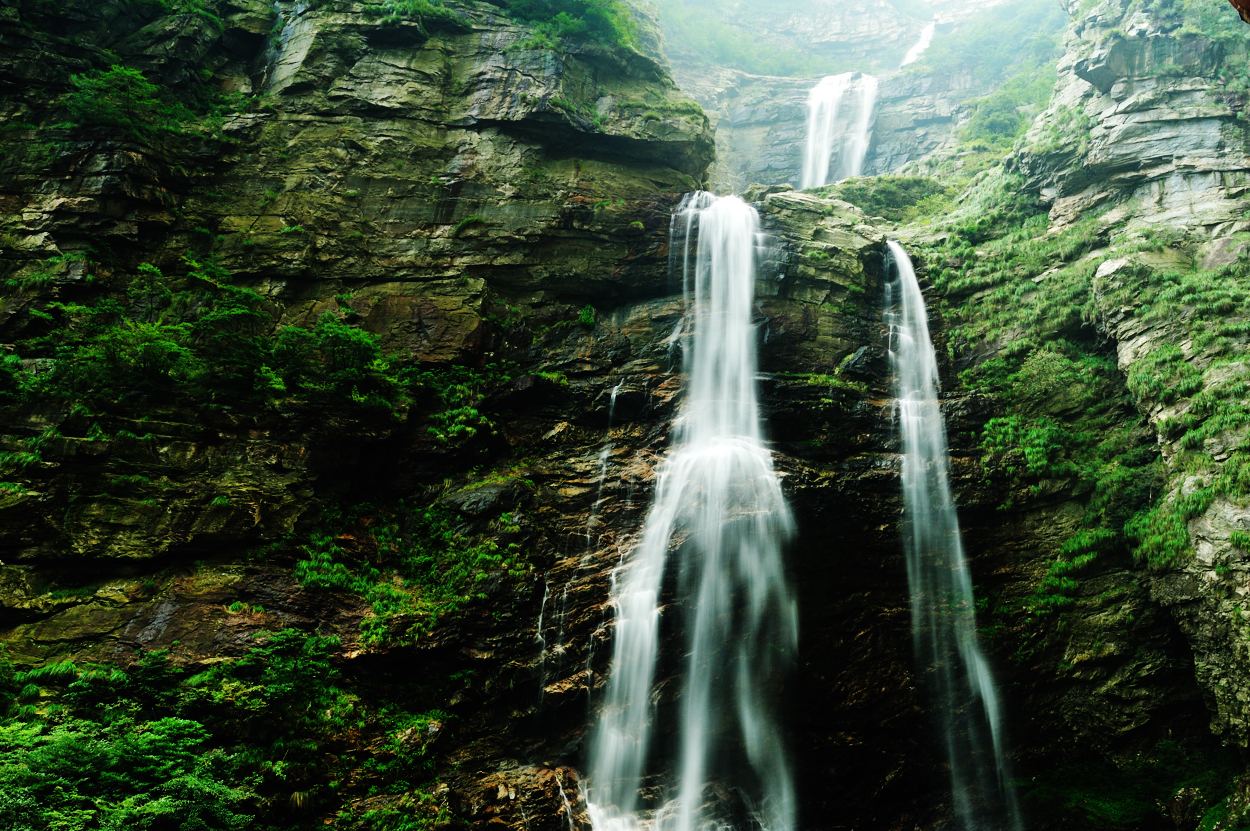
[885,241,1023,830]
[585,192,798,831]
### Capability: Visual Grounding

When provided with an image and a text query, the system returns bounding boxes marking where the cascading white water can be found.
[885,241,1022,831]
[900,20,937,67]
[587,193,798,831]
[800,72,879,189]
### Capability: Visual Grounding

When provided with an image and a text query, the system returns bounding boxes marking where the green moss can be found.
[450,214,486,236]
[296,503,529,646]
[1020,739,1239,829]
[0,634,448,831]
[816,176,953,222]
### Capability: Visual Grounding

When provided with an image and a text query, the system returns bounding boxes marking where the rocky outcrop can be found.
[999,0,1250,753]
[1015,0,1250,236]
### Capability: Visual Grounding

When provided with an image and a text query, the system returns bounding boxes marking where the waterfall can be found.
[586,193,798,831]
[885,241,1022,831]
[901,20,937,67]
[800,72,879,189]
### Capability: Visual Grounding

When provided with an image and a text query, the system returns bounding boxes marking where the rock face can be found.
[0,0,716,825]
[1016,1,1250,235]
[1003,0,1250,750]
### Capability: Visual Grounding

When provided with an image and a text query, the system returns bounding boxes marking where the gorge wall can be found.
[655,0,1066,193]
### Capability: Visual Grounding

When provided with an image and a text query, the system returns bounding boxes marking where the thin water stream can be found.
[886,241,1022,830]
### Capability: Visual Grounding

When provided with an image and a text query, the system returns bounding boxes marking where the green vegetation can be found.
[62,65,195,142]
[412,364,512,446]
[920,146,1250,585]
[296,503,528,645]
[0,635,448,830]
[450,214,486,236]
[373,0,463,26]
[918,179,1163,611]
[817,176,953,223]
[3,253,407,425]
[507,0,638,50]
[1021,739,1240,830]
[962,70,1060,152]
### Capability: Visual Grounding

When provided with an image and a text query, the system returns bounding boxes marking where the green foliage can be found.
[411,365,512,446]
[962,70,1059,151]
[502,0,638,50]
[374,0,462,26]
[62,65,194,142]
[1126,487,1217,569]
[924,202,1178,595]
[578,304,597,328]
[1022,104,1095,157]
[296,504,528,646]
[1021,739,1239,829]
[272,312,408,422]
[36,633,443,828]
[1127,345,1204,404]
[6,253,407,427]
[1029,529,1120,612]
[4,251,88,291]
[0,355,28,406]
[819,176,953,223]
[1177,0,1249,43]
[981,414,1076,484]
[20,256,270,412]
[450,214,486,236]
[0,632,372,831]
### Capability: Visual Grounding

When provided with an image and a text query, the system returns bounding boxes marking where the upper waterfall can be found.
[900,20,937,67]
[586,193,798,831]
[800,72,879,189]
[885,241,1022,830]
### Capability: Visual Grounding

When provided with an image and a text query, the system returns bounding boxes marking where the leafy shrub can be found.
[820,176,953,223]
[272,311,408,422]
[62,65,193,142]
[11,254,406,426]
[411,365,512,446]
[374,0,462,26]
[0,631,452,830]
[296,504,527,646]
[501,0,637,49]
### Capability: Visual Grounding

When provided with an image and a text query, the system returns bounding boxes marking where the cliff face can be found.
[0,0,718,826]
[898,0,1250,825]
[1012,0,1250,750]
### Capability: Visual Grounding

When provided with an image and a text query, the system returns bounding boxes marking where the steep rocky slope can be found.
[0,0,719,827]
[874,0,1250,826]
